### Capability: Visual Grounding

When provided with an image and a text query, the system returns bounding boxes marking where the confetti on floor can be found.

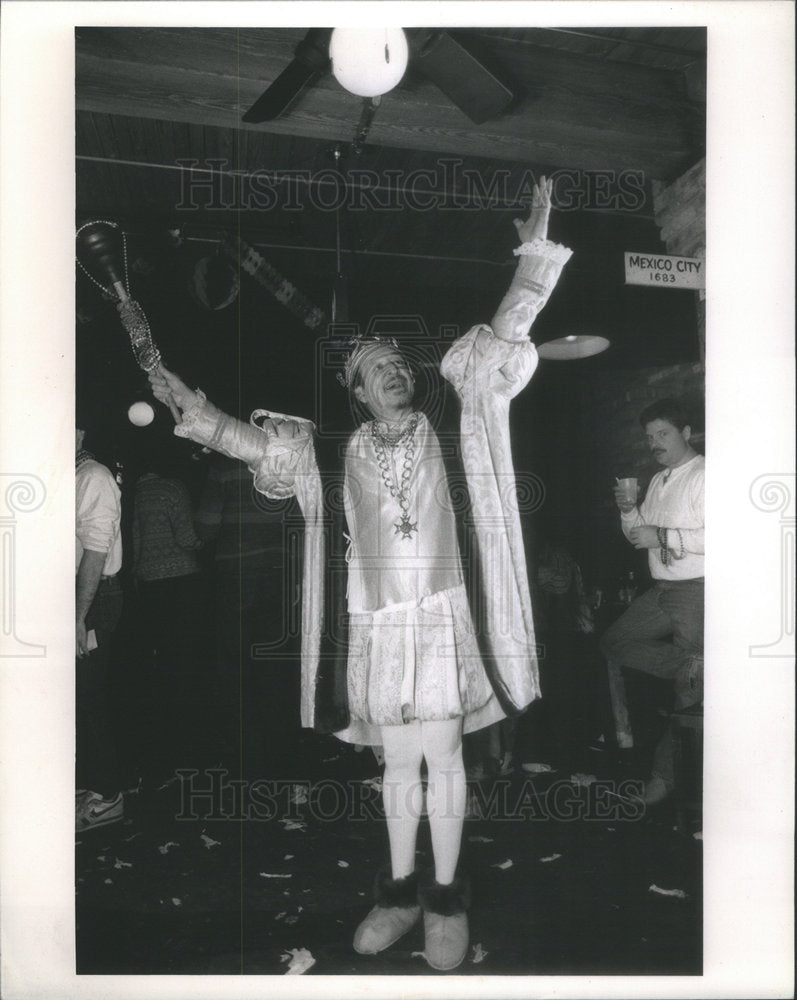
[539,853,562,864]
[337,860,349,868]
[649,884,687,899]
[471,943,488,963]
[171,897,182,907]
[260,872,292,879]
[279,818,307,832]
[693,831,703,841]
[521,762,554,774]
[280,947,315,974]
[570,772,597,788]
[113,858,133,869]
[200,834,220,849]
[158,841,180,855]
[492,859,514,870]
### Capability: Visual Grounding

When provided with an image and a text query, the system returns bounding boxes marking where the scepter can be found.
[76,220,181,423]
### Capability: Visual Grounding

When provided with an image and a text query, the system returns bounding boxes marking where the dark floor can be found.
[76,734,702,977]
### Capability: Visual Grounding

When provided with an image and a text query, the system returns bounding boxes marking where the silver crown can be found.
[336,335,400,389]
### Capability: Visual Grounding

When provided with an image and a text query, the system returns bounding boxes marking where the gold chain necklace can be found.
[370,413,419,539]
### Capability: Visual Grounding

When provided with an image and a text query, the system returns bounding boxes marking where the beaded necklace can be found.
[370,412,419,539]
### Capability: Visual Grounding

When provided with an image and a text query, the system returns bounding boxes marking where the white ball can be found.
[330,28,408,98]
[128,401,155,426]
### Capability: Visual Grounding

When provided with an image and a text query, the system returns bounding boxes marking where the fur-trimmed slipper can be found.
[353,871,421,955]
[418,875,471,971]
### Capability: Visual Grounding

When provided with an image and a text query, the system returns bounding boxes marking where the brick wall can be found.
[652,157,706,359]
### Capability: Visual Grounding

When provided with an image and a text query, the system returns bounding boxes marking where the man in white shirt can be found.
[75,420,125,830]
[600,398,704,805]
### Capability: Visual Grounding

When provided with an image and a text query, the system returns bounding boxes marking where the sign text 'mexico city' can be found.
[624,252,705,290]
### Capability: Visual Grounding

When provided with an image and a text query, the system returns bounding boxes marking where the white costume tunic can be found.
[344,412,493,737]
[172,237,572,744]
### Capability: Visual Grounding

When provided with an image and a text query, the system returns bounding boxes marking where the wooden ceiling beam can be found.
[75,28,703,180]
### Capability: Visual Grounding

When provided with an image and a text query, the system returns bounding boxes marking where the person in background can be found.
[75,417,124,831]
[195,453,302,779]
[132,459,204,779]
[600,397,704,804]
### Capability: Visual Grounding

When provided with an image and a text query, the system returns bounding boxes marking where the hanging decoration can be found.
[190,254,240,311]
[220,234,327,331]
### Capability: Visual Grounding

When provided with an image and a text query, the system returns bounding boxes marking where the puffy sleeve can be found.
[174,391,315,500]
[441,237,571,401]
[174,391,326,731]
[435,238,572,717]
[440,325,539,401]
[490,237,573,343]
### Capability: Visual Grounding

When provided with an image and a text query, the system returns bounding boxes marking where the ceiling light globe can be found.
[330,28,408,98]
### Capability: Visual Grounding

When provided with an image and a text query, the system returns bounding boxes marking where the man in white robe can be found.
[149,177,571,971]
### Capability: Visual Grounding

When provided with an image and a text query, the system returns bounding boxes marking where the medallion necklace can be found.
[370,412,420,539]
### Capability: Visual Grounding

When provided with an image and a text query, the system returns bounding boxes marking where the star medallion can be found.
[394,515,418,539]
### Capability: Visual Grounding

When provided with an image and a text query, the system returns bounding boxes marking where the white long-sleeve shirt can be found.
[621,454,704,581]
[76,458,122,576]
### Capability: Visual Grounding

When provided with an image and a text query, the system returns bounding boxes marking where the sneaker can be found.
[76,791,123,832]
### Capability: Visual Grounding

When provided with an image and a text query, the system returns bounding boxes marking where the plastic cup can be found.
[616,477,638,503]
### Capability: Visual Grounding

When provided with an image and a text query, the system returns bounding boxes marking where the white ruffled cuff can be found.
[513,238,573,266]
[173,389,210,440]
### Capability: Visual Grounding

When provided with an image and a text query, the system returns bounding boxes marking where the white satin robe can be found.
[172,237,573,743]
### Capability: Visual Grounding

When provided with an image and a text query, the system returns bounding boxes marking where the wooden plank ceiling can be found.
[75,25,706,390]
[75,26,705,178]
[75,26,705,277]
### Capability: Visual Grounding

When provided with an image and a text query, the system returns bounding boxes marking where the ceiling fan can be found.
[242,28,516,126]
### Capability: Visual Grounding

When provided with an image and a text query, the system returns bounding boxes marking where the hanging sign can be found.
[624,252,705,290]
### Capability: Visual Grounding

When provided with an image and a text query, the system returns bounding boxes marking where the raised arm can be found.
[491,175,573,343]
[148,366,314,501]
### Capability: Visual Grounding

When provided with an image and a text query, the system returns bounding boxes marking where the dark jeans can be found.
[601,578,704,786]
[76,576,123,798]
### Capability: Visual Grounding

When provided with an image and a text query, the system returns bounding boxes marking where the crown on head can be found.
[336,335,401,389]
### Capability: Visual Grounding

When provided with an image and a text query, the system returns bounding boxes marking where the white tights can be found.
[379,717,466,886]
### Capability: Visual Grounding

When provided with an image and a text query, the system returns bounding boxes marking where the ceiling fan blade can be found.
[242,28,331,123]
[408,29,515,124]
